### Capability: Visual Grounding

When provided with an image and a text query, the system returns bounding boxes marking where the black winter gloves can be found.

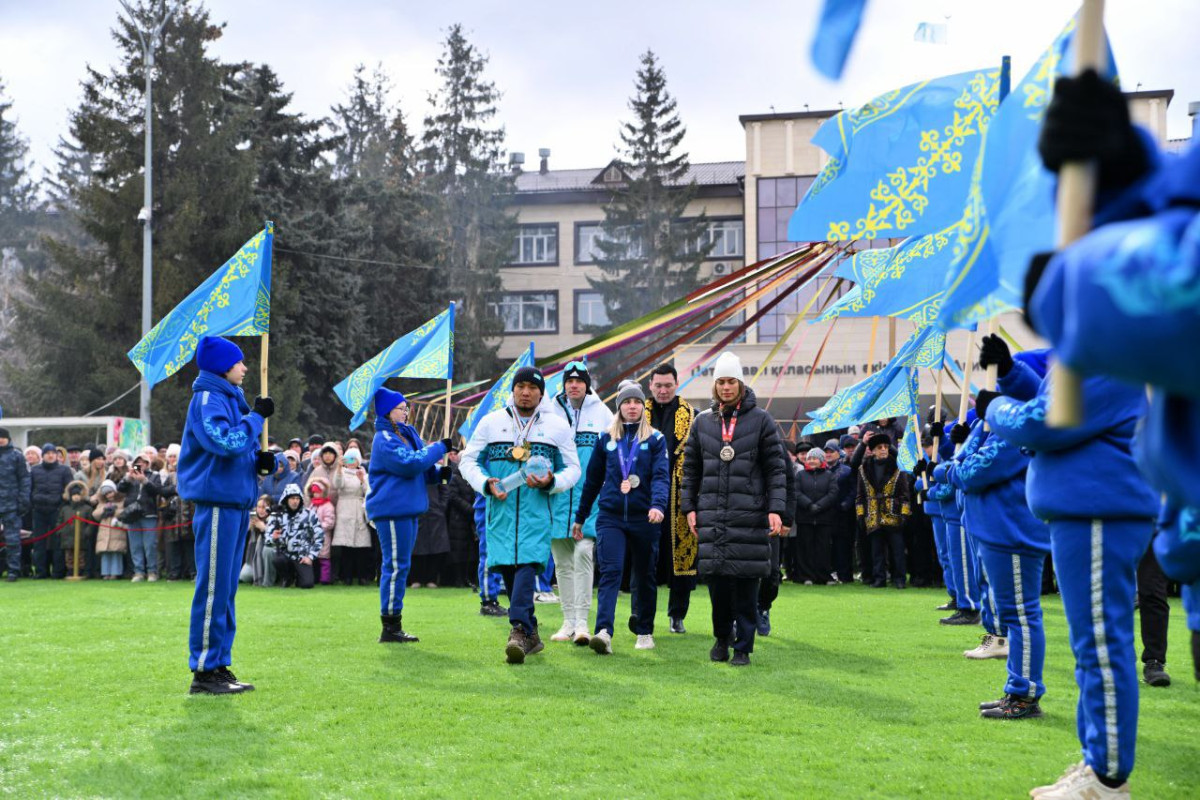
[253,395,275,418]
[441,438,457,453]
[978,334,1014,378]
[974,390,1002,421]
[256,451,276,476]
[950,424,970,445]
[929,420,945,440]
[1038,68,1149,191]
[438,466,453,482]
[1023,251,1055,332]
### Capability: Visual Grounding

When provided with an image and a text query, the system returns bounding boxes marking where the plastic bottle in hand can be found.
[499,454,551,493]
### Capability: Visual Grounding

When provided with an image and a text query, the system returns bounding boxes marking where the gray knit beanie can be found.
[615,380,645,407]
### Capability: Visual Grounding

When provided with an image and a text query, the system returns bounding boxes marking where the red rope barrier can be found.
[0,516,192,549]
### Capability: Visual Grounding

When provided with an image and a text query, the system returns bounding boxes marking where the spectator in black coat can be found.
[794,447,839,585]
[682,352,787,666]
[827,438,857,583]
[0,428,31,581]
[443,456,478,588]
[29,442,73,578]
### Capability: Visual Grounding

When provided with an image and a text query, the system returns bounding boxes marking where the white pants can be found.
[551,537,595,628]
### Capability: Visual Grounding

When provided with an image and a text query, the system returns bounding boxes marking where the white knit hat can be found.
[712,352,743,383]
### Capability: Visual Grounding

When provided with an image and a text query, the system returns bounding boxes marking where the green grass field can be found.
[2,580,1197,798]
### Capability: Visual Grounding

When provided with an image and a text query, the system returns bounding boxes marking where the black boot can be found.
[189,670,247,695]
[379,614,418,643]
[1143,660,1171,687]
[710,637,731,662]
[479,600,507,617]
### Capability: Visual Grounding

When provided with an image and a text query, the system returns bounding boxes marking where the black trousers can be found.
[709,575,760,654]
[335,546,376,584]
[273,553,315,589]
[758,537,783,611]
[856,518,874,583]
[1137,537,1170,665]
[654,520,697,620]
[797,523,834,583]
[167,536,196,580]
[830,511,855,583]
[870,526,906,587]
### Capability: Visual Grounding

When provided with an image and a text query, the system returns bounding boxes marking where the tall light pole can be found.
[120,0,180,442]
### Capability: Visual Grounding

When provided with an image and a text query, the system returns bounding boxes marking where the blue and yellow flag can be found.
[818,222,962,325]
[127,223,272,387]
[897,420,922,472]
[788,68,1001,243]
[810,0,869,81]
[936,14,1117,330]
[803,325,945,435]
[335,304,455,430]
[458,344,535,440]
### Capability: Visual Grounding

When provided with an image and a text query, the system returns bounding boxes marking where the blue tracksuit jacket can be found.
[365,416,446,521]
[178,371,265,509]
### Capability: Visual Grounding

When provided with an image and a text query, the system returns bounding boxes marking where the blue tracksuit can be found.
[946,420,1050,699]
[474,494,506,603]
[987,364,1158,783]
[932,423,983,614]
[366,416,447,616]
[924,429,959,605]
[575,425,670,636]
[178,371,265,673]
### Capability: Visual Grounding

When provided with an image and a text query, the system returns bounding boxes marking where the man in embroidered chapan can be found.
[178,336,275,695]
[644,363,697,634]
[855,432,911,589]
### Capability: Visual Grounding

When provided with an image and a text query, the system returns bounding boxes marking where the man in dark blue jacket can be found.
[0,427,31,581]
[29,443,73,579]
[179,336,274,695]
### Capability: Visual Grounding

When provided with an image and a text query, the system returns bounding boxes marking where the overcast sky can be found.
[2,0,1196,182]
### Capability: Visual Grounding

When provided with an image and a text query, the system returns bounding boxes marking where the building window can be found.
[511,224,558,266]
[684,218,744,260]
[575,223,643,264]
[573,290,612,333]
[489,292,558,334]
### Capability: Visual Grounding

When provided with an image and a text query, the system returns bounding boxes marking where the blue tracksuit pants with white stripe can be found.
[971,533,1007,638]
[977,541,1046,700]
[944,518,980,612]
[930,516,957,605]
[476,528,506,603]
[189,505,249,672]
[1052,518,1153,784]
[377,517,418,616]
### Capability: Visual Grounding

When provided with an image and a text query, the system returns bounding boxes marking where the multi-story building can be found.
[499,90,1179,423]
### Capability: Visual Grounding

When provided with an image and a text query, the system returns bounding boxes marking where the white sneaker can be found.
[1034,764,1128,799]
[1030,762,1086,798]
[590,629,612,654]
[533,592,559,604]
[550,621,574,642]
[635,634,655,650]
[572,624,591,646]
[964,633,1009,660]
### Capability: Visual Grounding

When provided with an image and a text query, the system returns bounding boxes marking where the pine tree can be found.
[420,25,515,381]
[0,78,41,398]
[590,51,710,330]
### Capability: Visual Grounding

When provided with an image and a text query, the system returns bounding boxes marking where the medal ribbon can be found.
[720,401,742,446]
[511,407,539,449]
[618,427,639,481]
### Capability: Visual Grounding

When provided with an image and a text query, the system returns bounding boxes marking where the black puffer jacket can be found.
[794,466,839,526]
[0,443,31,516]
[681,388,788,579]
[30,461,73,512]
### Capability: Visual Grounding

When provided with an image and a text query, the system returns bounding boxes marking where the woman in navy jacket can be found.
[574,381,669,654]
[366,387,450,644]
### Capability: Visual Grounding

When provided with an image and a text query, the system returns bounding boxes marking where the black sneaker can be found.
[730,651,751,667]
[980,694,1043,720]
[479,600,507,617]
[216,667,255,691]
[710,637,731,663]
[979,697,1006,710]
[1143,660,1171,687]
[189,670,247,695]
[936,600,956,611]
[756,609,771,637]
[941,610,981,626]
[669,617,686,634]
[506,627,528,664]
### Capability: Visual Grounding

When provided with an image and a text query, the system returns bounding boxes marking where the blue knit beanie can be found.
[196,336,245,375]
[374,387,406,418]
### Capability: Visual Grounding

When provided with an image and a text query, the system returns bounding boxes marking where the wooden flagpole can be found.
[1047,0,1107,427]
[259,333,269,450]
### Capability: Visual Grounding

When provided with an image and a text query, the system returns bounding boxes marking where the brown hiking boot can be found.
[506,626,528,664]
[523,628,544,657]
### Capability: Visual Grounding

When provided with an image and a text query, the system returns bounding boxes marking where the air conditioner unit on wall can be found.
[712,262,732,277]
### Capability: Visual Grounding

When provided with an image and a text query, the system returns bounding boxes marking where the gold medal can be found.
[510,445,529,462]
[620,479,631,494]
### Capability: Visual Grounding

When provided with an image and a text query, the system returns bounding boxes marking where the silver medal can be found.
[719,445,735,462]
[628,474,640,489]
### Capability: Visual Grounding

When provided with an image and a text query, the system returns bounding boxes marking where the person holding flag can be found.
[574,380,669,654]
[541,361,612,644]
[179,336,274,695]
[459,366,580,664]
[366,387,452,644]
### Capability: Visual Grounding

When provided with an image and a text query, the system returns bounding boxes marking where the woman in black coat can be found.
[682,353,787,666]
[793,447,839,585]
